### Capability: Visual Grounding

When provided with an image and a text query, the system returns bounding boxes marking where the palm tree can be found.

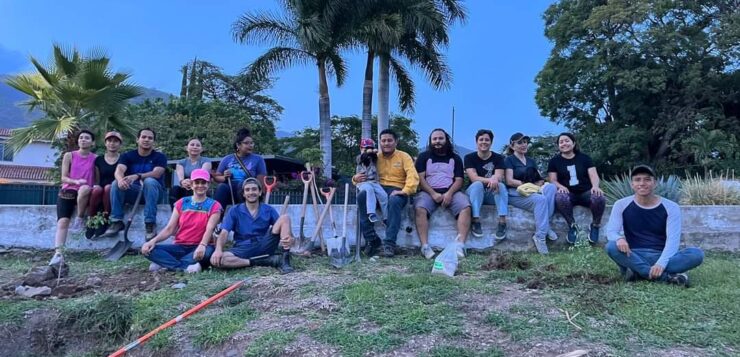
[4,44,142,152]
[233,0,353,179]
[683,129,736,176]
[359,0,466,139]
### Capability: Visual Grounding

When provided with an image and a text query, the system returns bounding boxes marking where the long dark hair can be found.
[556,132,580,153]
[426,128,455,155]
[233,128,251,152]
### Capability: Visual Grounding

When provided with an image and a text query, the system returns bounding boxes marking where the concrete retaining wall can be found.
[0,204,738,252]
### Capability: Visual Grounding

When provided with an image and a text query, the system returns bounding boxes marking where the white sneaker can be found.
[49,251,64,266]
[421,245,435,259]
[532,235,549,255]
[148,262,165,272]
[185,263,202,274]
[70,217,85,234]
[546,229,558,241]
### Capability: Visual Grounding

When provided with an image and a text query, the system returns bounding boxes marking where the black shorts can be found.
[56,191,78,220]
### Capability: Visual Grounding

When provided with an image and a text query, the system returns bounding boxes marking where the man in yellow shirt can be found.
[353,129,419,257]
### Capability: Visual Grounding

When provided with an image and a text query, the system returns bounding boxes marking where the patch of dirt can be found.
[481,251,532,271]
[1,267,180,300]
[515,273,617,290]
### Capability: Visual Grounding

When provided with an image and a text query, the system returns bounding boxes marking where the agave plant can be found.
[680,172,740,205]
[602,174,682,204]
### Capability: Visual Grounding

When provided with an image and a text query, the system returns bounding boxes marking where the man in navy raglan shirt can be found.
[605,165,704,287]
[104,128,168,240]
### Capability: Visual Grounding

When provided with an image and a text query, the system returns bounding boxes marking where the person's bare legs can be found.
[272,215,293,249]
[218,252,252,268]
[219,215,294,269]
[54,218,70,253]
[456,207,471,243]
[76,185,92,220]
[415,207,430,246]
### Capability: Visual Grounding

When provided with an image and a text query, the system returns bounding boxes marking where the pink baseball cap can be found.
[360,138,376,148]
[190,168,211,182]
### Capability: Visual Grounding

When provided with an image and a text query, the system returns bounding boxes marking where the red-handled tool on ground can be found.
[294,171,312,255]
[263,176,277,204]
[108,278,252,357]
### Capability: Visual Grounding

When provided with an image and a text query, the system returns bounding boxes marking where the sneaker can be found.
[532,235,549,255]
[421,244,435,259]
[185,263,202,274]
[667,273,690,287]
[455,244,465,258]
[149,262,165,272]
[49,251,64,266]
[368,213,379,223]
[145,223,156,241]
[588,224,600,244]
[279,252,294,274]
[567,224,579,244]
[102,221,125,237]
[624,268,637,282]
[546,229,558,241]
[363,238,381,257]
[381,244,395,258]
[470,221,483,238]
[495,222,507,240]
[70,217,84,234]
[93,222,109,239]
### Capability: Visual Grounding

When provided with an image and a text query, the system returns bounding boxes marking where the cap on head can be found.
[104,131,123,142]
[630,164,656,178]
[510,132,530,143]
[190,168,210,182]
[360,138,376,149]
[242,177,261,190]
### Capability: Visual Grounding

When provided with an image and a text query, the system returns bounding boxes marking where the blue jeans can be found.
[147,244,214,271]
[507,183,556,240]
[357,185,407,248]
[605,241,704,281]
[214,181,244,212]
[465,181,508,218]
[110,177,163,223]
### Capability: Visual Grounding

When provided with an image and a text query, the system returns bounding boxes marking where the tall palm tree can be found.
[359,0,466,139]
[4,44,142,152]
[233,0,353,179]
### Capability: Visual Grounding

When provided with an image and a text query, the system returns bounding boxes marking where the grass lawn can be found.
[0,245,737,357]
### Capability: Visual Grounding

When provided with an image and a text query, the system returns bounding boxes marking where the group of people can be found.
[50,126,704,286]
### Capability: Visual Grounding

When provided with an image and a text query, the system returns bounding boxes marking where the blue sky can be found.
[0,0,562,149]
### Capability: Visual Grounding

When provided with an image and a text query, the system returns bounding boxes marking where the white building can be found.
[0,128,56,184]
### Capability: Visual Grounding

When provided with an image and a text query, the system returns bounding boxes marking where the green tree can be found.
[682,129,737,176]
[5,44,142,152]
[233,0,355,179]
[535,0,740,176]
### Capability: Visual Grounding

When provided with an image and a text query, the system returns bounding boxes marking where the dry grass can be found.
[679,172,740,205]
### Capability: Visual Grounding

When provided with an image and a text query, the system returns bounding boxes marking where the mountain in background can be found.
[0,74,172,129]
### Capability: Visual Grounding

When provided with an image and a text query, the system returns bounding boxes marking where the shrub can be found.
[602,174,681,204]
[679,172,740,205]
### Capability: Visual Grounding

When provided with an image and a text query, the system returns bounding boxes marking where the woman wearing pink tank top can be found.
[49,130,97,266]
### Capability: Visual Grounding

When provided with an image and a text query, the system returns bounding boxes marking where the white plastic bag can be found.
[431,241,460,277]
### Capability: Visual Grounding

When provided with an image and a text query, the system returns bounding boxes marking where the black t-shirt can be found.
[464,151,505,181]
[415,151,464,193]
[504,155,543,186]
[95,155,119,187]
[547,152,594,193]
[119,149,168,185]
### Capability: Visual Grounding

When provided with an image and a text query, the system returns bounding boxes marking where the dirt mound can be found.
[517,273,617,290]
[481,251,531,270]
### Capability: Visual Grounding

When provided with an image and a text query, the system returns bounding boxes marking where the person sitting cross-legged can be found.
[605,165,704,287]
[210,178,294,274]
[140,169,221,273]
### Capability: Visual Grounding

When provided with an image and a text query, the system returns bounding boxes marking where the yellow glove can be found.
[516,183,542,197]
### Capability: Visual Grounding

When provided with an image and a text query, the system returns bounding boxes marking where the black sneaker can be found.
[145,223,156,241]
[278,251,294,274]
[588,224,600,244]
[667,273,690,287]
[624,268,637,282]
[381,244,395,258]
[102,221,125,237]
[567,224,579,244]
[495,222,507,240]
[471,221,483,238]
[363,238,381,257]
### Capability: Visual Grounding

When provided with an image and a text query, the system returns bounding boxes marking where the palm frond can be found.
[388,55,415,112]
[244,47,315,81]
[52,44,79,77]
[29,57,58,86]
[324,49,348,87]
[232,11,299,47]
[434,0,468,24]
[7,116,78,153]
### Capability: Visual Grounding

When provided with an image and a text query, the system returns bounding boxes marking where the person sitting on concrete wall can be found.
[87,131,122,238]
[103,128,168,241]
[605,165,704,287]
[414,128,472,260]
[141,169,221,273]
[547,132,606,244]
[209,178,294,274]
[170,138,211,209]
[504,132,557,255]
[49,129,97,266]
[464,129,509,240]
[212,128,267,217]
[352,129,419,258]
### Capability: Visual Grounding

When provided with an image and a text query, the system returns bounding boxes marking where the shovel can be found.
[327,184,353,268]
[263,176,277,204]
[293,171,312,255]
[104,181,145,261]
[295,187,335,255]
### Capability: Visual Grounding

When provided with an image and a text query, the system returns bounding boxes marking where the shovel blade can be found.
[104,239,133,261]
[327,236,353,268]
